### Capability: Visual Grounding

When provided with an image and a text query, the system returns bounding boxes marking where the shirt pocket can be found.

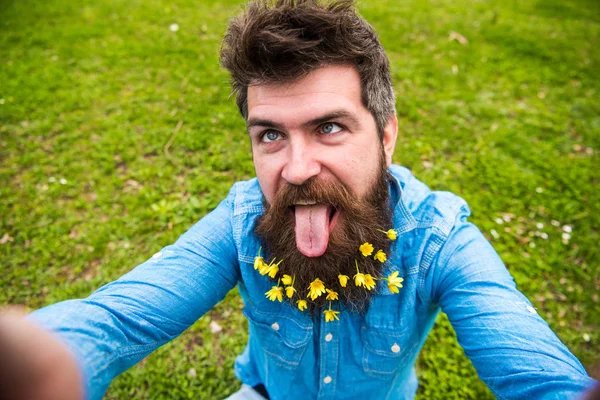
[243,302,313,370]
[361,325,414,380]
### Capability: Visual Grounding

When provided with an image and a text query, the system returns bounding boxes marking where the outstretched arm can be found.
[426,216,596,399]
[8,189,239,400]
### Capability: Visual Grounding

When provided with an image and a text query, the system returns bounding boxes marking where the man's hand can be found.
[0,308,84,400]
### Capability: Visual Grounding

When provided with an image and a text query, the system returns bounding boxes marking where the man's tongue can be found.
[294,204,331,257]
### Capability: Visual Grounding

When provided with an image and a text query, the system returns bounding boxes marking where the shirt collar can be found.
[387,170,418,235]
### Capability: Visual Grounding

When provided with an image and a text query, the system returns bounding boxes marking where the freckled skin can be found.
[246,65,398,205]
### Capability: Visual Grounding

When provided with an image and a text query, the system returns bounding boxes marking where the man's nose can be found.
[281,139,321,186]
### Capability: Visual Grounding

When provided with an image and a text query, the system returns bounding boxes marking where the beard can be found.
[254,157,393,315]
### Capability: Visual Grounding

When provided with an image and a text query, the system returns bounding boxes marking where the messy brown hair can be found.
[220,0,395,138]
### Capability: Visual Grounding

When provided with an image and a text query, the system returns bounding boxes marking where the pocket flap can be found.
[361,325,407,358]
[243,302,312,348]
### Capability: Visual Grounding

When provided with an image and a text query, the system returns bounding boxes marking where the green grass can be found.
[1,0,598,398]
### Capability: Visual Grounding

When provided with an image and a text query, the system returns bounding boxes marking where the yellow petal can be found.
[323,309,340,322]
[265,286,283,302]
[267,264,279,278]
[363,274,376,290]
[285,286,296,298]
[254,257,264,270]
[338,274,348,288]
[281,274,293,286]
[359,242,374,256]
[354,272,365,287]
[387,229,397,240]
[297,300,307,311]
[374,250,387,263]
[259,263,270,276]
[326,289,339,301]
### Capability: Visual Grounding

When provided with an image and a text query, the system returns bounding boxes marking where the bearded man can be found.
[0,1,596,400]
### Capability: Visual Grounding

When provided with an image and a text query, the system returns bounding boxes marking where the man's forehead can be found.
[246,65,366,126]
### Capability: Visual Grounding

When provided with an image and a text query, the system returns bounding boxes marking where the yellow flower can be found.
[297,300,307,311]
[323,309,340,322]
[359,242,374,256]
[387,271,404,294]
[285,286,296,298]
[326,289,339,301]
[373,250,387,263]
[265,286,283,302]
[354,259,365,287]
[258,261,270,276]
[267,263,279,278]
[363,274,376,290]
[338,274,349,288]
[378,229,398,240]
[308,278,326,300]
[254,247,264,270]
[354,272,366,287]
[281,274,293,286]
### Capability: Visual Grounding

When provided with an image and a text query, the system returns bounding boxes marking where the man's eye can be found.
[320,122,342,135]
[261,130,282,143]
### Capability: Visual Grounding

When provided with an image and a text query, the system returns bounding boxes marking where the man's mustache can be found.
[268,177,355,211]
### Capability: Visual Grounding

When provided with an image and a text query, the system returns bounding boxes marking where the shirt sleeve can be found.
[425,211,596,400]
[28,188,240,400]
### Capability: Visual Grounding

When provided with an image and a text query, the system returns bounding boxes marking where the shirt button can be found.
[271,322,280,331]
[323,376,332,384]
[325,333,333,342]
[391,343,401,353]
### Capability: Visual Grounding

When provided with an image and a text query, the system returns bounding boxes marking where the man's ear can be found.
[382,114,398,167]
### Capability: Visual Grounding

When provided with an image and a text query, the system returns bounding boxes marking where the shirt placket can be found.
[317,313,340,399]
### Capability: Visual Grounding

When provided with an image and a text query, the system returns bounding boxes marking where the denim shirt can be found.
[29,165,594,400]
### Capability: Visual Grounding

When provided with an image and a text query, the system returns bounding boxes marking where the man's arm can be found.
[425,214,596,399]
[18,189,239,400]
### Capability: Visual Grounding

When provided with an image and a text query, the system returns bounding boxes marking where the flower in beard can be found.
[373,250,386,263]
[308,278,326,300]
[267,260,282,279]
[254,247,264,270]
[378,229,397,240]
[363,274,376,290]
[386,271,404,294]
[286,286,296,298]
[254,158,393,315]
[297,299,307,311]
[323,302,340,322]
[326,289,339,301]
[284,275,296,298]
[359,242,374,256]
[354,272,366,287]
[281,274,293,286]
[265,279,283,302]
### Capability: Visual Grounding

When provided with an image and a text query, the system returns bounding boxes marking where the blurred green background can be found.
[1,0,598,398]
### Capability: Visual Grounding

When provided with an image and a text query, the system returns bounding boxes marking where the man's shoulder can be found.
[389,164,471,235]
[228,177,264,215]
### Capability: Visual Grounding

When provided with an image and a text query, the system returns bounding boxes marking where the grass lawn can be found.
[1,0,598,398]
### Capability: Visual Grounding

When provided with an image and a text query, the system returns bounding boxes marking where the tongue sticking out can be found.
[294,204,331,257]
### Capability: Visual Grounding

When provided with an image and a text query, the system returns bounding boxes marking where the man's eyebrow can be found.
[246,118,283,130]
[246,110,360,130]
[302,110,360,128]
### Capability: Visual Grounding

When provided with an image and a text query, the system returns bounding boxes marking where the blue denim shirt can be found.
[29,165,595,400]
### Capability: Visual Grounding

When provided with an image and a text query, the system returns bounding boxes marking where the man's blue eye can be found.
[262,130,281,142]
[320,123,342,134]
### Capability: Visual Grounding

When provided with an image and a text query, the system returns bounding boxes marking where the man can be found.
[0,1,596,399]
